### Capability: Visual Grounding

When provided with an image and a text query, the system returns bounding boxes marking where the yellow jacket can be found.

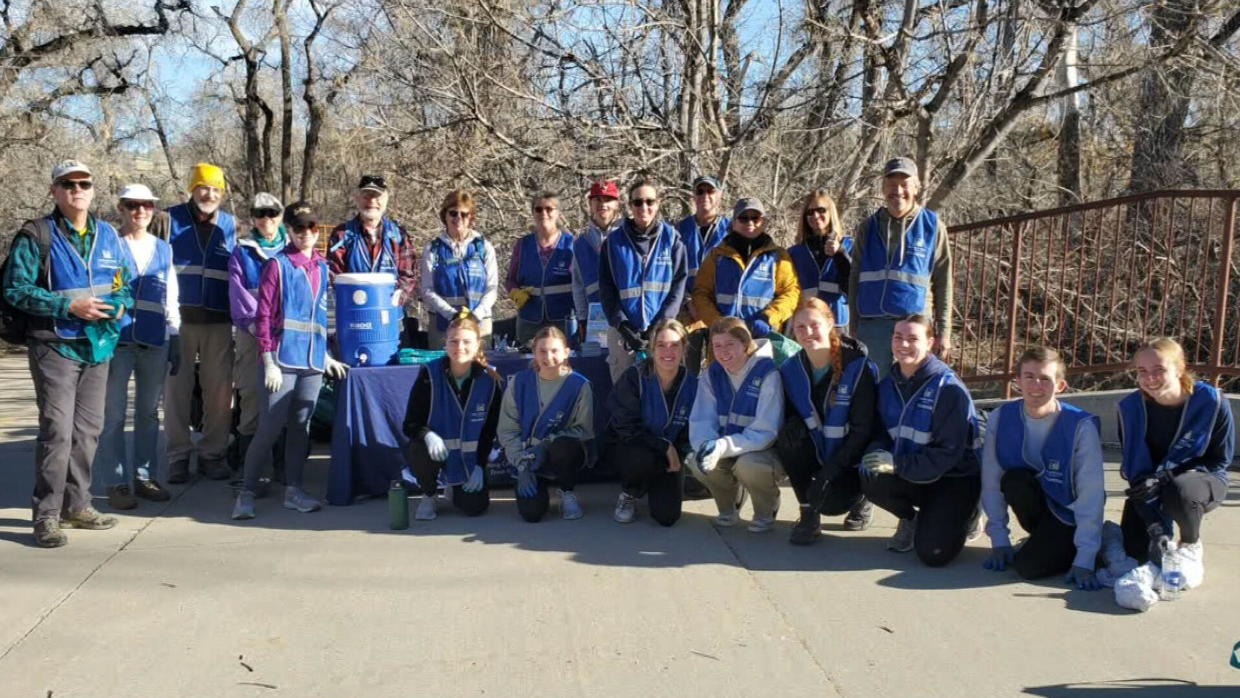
[691,238,801,329]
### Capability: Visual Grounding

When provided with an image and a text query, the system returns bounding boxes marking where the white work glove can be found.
[860,450,895,480]
[262,352,284,393]
[324,355,349,380]
[424,430,448,462]
[693,439,722,473]
[391,288,403,307]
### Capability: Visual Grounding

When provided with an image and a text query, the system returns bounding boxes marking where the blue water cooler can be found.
[334,273,401,366]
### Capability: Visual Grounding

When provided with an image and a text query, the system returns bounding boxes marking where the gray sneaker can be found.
[34,519,67,548]
[560,489,583,520]
[60,507,117,530]
[747,514,776,533]
[414,495,437,521]
[283,486,322,513]
[232,490,256,520]
[843,499,874,531]
[613,492,636,524]
[888,515,917,552]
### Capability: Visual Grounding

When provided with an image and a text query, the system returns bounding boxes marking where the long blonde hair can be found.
[643,317,689,372]
[795,188,843,245]
[1134,337,1195,396]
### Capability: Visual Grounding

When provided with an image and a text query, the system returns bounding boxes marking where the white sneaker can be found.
[231,490,256,520]
[713,510,739,527]
[613,492,636,524]
[415,495,437,521]
[560,489,583,520]
[1173,541,1205,588]
[282,486,321,513]
[747,514,776,533]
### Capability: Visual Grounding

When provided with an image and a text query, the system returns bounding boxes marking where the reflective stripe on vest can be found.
[515,233,575,322]
[780,351,875,465]
[514,369,588,448]
[708,357,776,437]
[119,239,172,347]
[274,254,328,371]
[787,237,852,327]
[639,367,698,442]
[676,214,730,288]
[46,217,128,341]
[714,248,778,323]
[430,236,489,330]
[573,231,603,304]
[426,357,498,485]
[605,222,677,330]
[167,203,236,312]
[995,400,1100,525]
[877,363,981,480]
[1118,381,1221,481]
[856,207,937,318]
[332,217,400,275]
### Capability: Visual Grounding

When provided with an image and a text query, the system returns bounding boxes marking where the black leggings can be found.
[1121,469,1227,562]
[405,438,490,516]
[1001,469,1077,579]
[517,437,585,523]
[862,472,981,567]
[775,429,865,515]
[614,440,683,527]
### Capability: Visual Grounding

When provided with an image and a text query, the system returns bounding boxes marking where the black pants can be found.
[775,429,865,515]
[862,472,981,567]
[1121,469,1227,562]
[517,437,585,523]
[614,440,683,527]
[405,439,490,516]
[1001,469,1077,579]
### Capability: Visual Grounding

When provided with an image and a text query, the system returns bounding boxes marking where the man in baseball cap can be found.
[676,175,730,298]
[572,180,623,338]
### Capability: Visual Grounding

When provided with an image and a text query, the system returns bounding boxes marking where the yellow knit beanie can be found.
[189,162,225,191]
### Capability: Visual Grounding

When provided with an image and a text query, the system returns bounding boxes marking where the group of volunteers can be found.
[5,156,1231,599]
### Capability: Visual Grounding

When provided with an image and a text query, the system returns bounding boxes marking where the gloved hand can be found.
[617,322,646,353]
[392,289,405,308]
[516,467,539,498]
[695,439,721,473]
[456,306,472,321]
[509,286,533,309]
[1124,476,1163,502]
[262,352,283,393]
[424,430,448,462]
[749,315,772,339]
[860,450,895,479]
[1064,565,1101,591]
[462,466,485,493]
[324,355,349,380]
[983,546,1015,571]
[167,335,181,377]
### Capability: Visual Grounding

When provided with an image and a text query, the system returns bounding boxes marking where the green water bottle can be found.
[388,480,409,530]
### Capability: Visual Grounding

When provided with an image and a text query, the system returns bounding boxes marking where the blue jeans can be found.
[242,369,322,493]
[855,318,897,380]
[95,342,169,484]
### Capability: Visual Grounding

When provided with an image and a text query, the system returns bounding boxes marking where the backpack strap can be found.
[18,218,54,282]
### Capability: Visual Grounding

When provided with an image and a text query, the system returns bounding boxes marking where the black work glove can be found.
[617,322,647,353]
[1124,472,1170,502]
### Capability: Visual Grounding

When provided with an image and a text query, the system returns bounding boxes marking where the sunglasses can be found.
[446,210,470,219]
[57,180,93,191]
[251,208,281,219]
[630,198,658,208]
[738,214,764,223]
[121,200,155,211]
[533,206,557,214]
[694,189,716,197]
[806,207,828,216]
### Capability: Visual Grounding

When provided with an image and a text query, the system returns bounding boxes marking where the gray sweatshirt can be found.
[496,370,594,465]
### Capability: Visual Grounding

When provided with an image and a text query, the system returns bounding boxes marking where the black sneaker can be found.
[843,499,874,531]
[789,507,822,546]
[201,458,231,481]
[167,460,190,484]
[106,484,138,511]
[133,479,171,502]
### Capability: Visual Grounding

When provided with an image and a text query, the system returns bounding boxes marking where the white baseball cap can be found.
[51,160,92,181]
[117,183,158,202]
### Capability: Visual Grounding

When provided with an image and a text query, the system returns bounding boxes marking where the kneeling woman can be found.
[232,202,349,520]
[777,298,879,545]
[401,312,503,520]
[1118,337,1233,588]
[497,326,594,522]
[861,313,981,566]
[606,318,696,526]
[688,317,785,532]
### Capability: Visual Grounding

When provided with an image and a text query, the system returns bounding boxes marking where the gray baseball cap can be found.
[732,197,765,218]
[251,192,283,211]
[883,157,919,179]
[51,160,91,181]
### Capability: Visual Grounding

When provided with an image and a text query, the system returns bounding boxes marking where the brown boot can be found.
[61,507,118,530]
[34,519,67,548]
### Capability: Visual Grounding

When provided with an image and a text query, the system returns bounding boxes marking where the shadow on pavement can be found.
[1025,679,1237,697]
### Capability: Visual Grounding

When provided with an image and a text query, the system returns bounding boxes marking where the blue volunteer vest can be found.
[877,363,981,480]
[514,369,589,448]
[167,203,236,313]
[788,237,852,327]
[426,358,499,485]
[1118,382,1222,482]
[780,351,876,466]
[708,356,776,436]
[515,232,575,322]
[233,237,279,294]
[118,238,172,347]
[430,235,489,330]
[638,366,697,442]
[676,214,730,288]
[46,216,127,341]
[605,222,678,330]
[856,207,938,318]
[331,217,401,275]
[714,247,780,323]
[573,228,603,305]
[995,400,1100,525]
[273,254,329,371]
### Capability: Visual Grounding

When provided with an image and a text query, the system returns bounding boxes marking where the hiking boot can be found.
[789,507,821,545]
[613,492,637,524]
[201,458,231,481]
[232,490,256,520]
[560,489,583,520]
[34,519,67,548]
[106,484,137,511]
[843,499,874,531]
[167,459,190,484]
[888,515,916,552]
[61,507,118,530]
[283,486,322,513]
[414,495,437,521]
[133,479,171,502]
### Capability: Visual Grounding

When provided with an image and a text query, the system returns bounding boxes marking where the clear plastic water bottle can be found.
[1159,542,1184,601]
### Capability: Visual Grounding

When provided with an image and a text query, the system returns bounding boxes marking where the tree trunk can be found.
[276,0,294,204]
[1128,0,1198,193]
[1057,23,1082,205]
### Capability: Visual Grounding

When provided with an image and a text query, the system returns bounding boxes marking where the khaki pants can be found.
[164,322,234,463]
[606,326,635,382]
[233,330,262,437]
[687,448,784,519]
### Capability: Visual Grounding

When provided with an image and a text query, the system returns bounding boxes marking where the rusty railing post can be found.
[1002,222,1024,398]
[1209,195,1237,385]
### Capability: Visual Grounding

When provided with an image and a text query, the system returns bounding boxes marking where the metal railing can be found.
[949,190,1240,397]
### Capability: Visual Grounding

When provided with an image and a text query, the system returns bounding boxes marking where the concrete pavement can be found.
[0,355,1237,697]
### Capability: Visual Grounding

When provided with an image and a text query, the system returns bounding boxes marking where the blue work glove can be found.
[859,450,895,480]
[983,546,1015,571]
[167,335,181,376]
[749,316,772,339]
[461,466,485,493]
[1064,565,1100,591]
[516,468,539,498]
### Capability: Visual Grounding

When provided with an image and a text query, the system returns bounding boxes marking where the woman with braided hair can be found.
[776,297,880,545]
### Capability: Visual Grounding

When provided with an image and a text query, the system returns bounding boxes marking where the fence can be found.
[950,190,1240,397]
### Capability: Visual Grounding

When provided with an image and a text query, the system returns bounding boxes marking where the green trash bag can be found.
[766,330,802,367]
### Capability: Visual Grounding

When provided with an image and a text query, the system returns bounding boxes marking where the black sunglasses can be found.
[251,208,281,219]
[738,214,764,223]
[121,200,155,211]
[630,198,658,208]
[805,207,828,216]
[533,206,557,214]
[57,180,93,191]
[358,175,387,190]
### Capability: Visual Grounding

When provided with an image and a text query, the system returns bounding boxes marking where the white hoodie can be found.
[689,338,784,458]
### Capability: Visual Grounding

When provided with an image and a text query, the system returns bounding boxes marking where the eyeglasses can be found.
[121,200,155,211]
[533,206,557,214]
[805,207,828,216]
[738,214,763,223]
[446,210,470,219]
[630,198,658,208]
[57,180,93,191]
[251,208,281,219]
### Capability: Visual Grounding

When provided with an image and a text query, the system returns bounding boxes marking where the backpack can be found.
[0,218,55,344]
